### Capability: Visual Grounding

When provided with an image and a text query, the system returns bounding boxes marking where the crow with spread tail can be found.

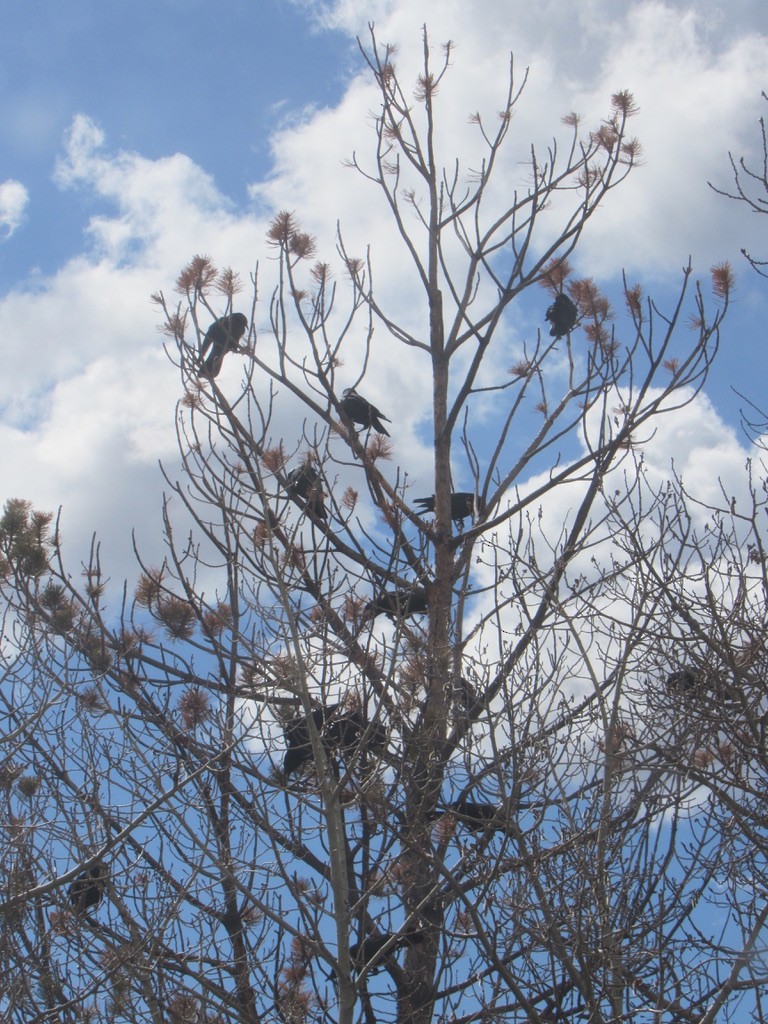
[545,294,578,339]
[340,389,391,435]
[199,313,248,378]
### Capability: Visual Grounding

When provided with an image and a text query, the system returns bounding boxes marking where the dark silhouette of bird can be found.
[545,294,578,339]
[664,666,740,704]
[328,927,425,985]
[68,863,108,913]
[350,929,426,974]
[665,669,698,694]
[414,492,485,526]
[453,675,476,706]
[340,389,390,436]
[282,705,388,778]
[326,709,388,765]
[282,708,327,777]
[286,463,327,520]
[444,800,505,830]
[199,313,248,378]
[429,797,534,832]
[364,587,428,622]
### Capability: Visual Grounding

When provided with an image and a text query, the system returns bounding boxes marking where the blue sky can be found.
[1,0,767,582]
[0,0,352,284]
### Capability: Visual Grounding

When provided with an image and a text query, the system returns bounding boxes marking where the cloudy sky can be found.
[1,0,766,585]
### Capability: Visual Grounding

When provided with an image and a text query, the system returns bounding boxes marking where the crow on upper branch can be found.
[199,312,248,378]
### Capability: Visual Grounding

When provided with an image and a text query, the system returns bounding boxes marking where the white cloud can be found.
[53,114,250,268]
[0,117,269,580]
[0,179,29,237]
[570,3,768,278]
[286,0,768,282]
[0,349,180,583]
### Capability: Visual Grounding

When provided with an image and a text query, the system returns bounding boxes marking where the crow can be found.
[286,463,327,520]
[350,929,426,974]
[340,389,391,436]
[413,492,485,525]
[68,863,108,913]
[665,669,698,694]
[545,294,578,339]
[282,705,387,777]
[452,675,476,713]
[328,928,425,985]
[444,800,505,830]
[199,313,248,378]
[364,587,428,622]
[326,709,388,765]
[429,798,530,832]
[282,707,328,778]
[665,667,740,704]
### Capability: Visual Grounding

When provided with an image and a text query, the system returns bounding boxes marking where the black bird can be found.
[364,587,428,622]
[326,709,388,765]
[665,669,698,694]
[445,800,504,830]
[545,294,578,339]
[413,492,485,526]
[429,798,530,832]
[199,312,248,378]
[68,863,108,913]
[350,929,426,974]
[452,676,476,713]
[282,707,327,778]
[282,705,387,777]
[286,463,327,520]
[340,389,391,436]
[665,666,740,704]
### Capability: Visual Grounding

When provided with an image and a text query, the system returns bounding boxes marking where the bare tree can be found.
[711,89,768,459]
[2,25,764,1024]
[710,89,768,278]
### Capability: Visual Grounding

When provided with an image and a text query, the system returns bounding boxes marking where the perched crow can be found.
[545,294,578,339]
[68,863,108,913]
[282,707,327,778]
[286,463,327,520]
[340,389,391,436]
[413,492,485,526]
[452,676,476,713]
[282,746,312,779]
[665,669,698,694]
[326,709,388,764]
[445,800,504,830]
[350,929,426,974]
[282,705,387,777]
[665,667,740,704]
[199,313,248,378]
[429,798,530,832]
[364,587,428,622]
